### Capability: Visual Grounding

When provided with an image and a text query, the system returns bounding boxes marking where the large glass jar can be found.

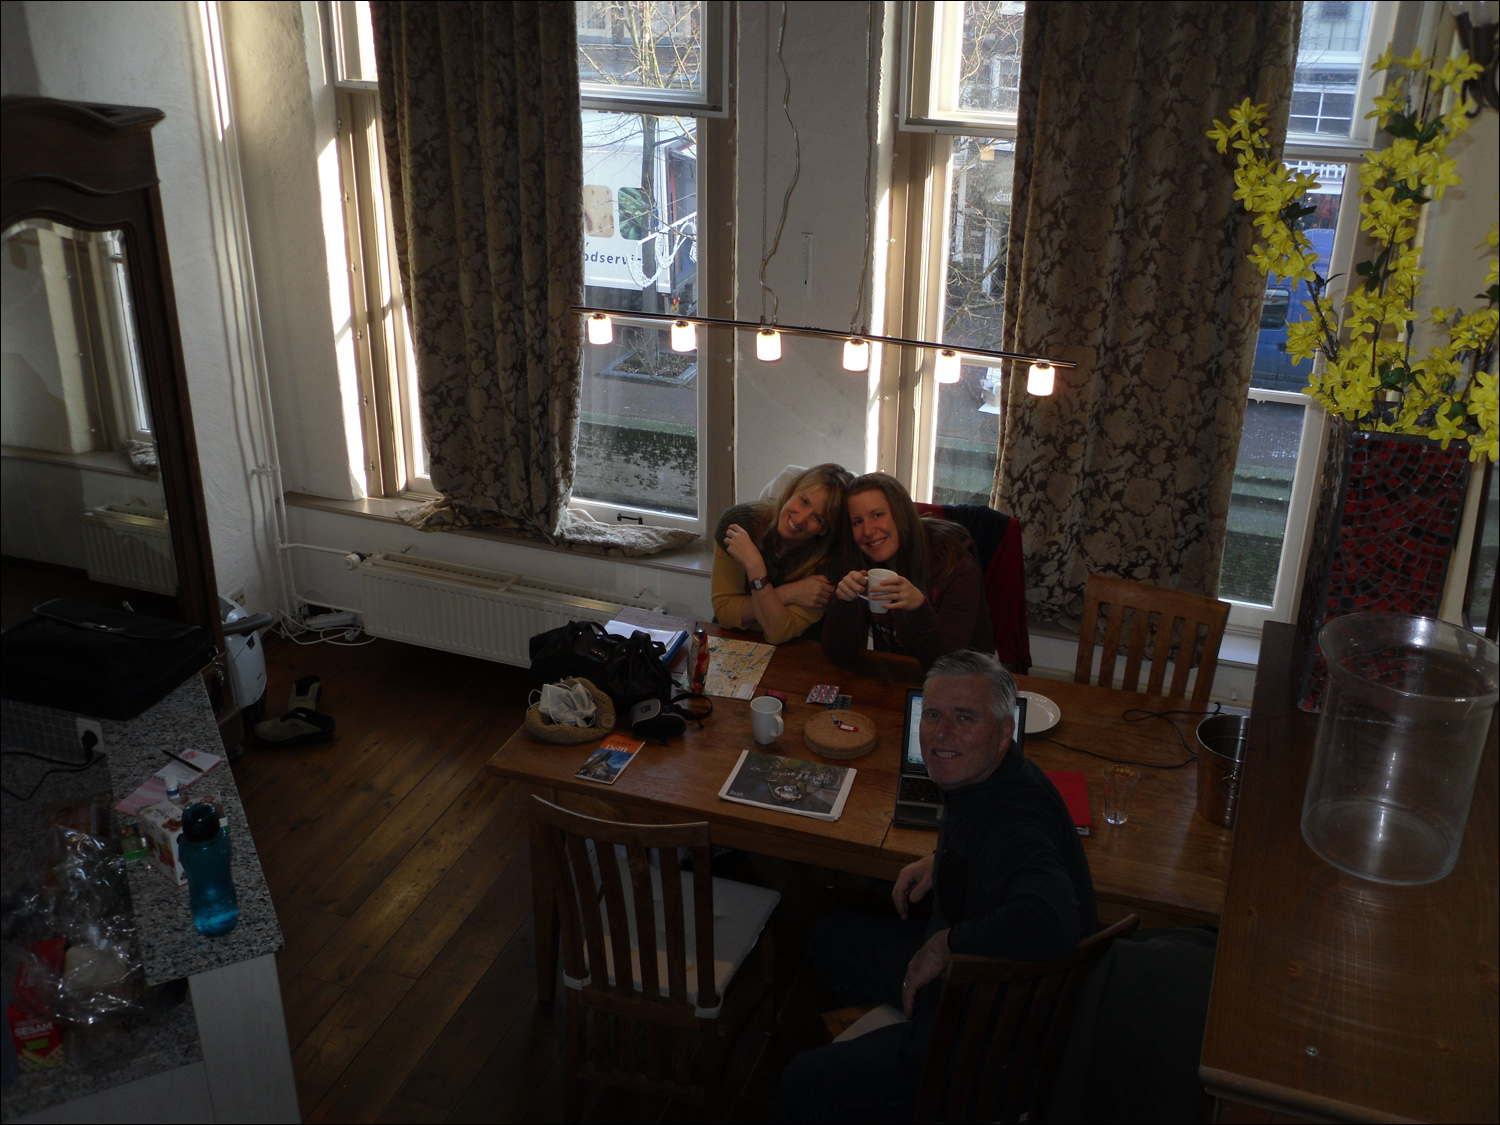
[1301,612,1498,885]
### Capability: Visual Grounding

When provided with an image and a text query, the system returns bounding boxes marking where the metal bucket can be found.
[1196,715,1250,828]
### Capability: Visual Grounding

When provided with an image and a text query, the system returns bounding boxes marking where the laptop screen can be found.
[901,688,1027,773]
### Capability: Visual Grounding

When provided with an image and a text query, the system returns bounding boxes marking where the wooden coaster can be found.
[803,709,876,761]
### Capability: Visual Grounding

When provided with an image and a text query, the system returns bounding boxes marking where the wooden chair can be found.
[1074,574,1230,710]
[917,915,1141,1123]
[529,796,778,1121]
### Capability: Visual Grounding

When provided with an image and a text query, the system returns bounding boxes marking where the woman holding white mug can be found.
[822,473,993,669]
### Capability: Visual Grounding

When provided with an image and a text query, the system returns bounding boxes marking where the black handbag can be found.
[528,620,621,688]
[601,630,674,709]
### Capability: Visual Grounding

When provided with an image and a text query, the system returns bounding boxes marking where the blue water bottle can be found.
[179,803,239,936]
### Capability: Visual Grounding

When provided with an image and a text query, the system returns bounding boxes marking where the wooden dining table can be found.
[486,627,1233,997]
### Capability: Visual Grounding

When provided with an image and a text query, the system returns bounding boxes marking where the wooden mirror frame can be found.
[2,96,224,653]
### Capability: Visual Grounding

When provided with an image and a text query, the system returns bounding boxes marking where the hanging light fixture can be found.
[586,312,613,345]
[934,349,961,384]
[1027,362,1056,396]
[842,337,870,372]
[576,308,1075,381]
[670,319,697,352]
[756,327,782,362]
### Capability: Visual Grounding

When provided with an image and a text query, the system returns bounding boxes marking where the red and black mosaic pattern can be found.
[1295,428,1472,711]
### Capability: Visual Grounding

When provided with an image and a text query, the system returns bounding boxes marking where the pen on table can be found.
[161,749,206,773]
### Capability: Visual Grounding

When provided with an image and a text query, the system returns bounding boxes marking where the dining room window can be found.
[328,0,731,533]
[894,0,1403,638]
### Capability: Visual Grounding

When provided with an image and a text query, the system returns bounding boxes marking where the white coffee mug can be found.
[865,568,898,614]
[750,696,784,745]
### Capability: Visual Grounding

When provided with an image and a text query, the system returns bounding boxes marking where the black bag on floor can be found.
[1,599,216,720]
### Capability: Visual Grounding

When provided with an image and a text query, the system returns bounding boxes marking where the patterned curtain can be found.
[993,1,1301,621]
[371,2,582,539]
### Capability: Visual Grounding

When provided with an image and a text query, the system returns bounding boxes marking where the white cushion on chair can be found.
[564,870,780,1018]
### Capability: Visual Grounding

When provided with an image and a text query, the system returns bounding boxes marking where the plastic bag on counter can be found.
[3,814,184,1027]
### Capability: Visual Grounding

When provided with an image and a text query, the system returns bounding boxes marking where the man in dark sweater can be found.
[771,651,1096,1123]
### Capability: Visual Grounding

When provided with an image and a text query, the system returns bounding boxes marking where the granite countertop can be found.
[0,998,201,1121]
[1,711,199,1118]
[101,676,282,985]
[1,675,282,1119]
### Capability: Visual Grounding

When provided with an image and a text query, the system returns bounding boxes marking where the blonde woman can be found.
[712,464,854,643]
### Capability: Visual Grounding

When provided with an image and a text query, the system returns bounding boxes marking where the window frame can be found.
[577,1,732,118]
[325,0,732,534]
[888,1,1420,643]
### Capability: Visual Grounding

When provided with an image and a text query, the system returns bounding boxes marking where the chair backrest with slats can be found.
[916,915,1140,1124]
[530,795,717,1015]
[1074,574,1230,710]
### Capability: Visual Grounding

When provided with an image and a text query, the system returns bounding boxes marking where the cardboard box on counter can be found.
[136,799,227,887]
[137,801,188,886]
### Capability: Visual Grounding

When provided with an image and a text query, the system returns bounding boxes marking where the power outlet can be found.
[76,717,104,756]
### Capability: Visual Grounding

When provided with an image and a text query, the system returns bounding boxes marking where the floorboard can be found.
[238,633,892,1123]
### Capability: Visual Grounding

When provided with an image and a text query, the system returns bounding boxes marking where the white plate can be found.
[1018,691,1061,735]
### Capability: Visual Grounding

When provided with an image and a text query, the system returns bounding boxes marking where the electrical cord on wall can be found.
[757,0,800,325]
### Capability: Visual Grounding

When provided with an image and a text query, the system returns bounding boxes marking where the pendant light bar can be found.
[572,306,1078,371]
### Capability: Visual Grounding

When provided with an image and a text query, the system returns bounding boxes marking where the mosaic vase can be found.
[1294,419,1473,711]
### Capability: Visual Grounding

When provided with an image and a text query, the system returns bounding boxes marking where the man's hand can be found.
[901,928,951,1018]
[892,853,935,920]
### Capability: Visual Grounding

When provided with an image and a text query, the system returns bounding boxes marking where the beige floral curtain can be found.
[371,1,583,539]
[994,1,1301,621]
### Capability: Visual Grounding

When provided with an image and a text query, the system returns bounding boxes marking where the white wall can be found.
[221,0,366,501]
[5,0,277,608]
[732,2,884,495]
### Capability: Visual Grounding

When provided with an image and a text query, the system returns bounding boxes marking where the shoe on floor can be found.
[287,674,321,712]
[254,706,335,746]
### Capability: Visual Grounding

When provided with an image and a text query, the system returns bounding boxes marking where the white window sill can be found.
[281,491,715,577]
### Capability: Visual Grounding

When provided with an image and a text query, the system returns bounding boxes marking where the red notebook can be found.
[1045,770,1093,836]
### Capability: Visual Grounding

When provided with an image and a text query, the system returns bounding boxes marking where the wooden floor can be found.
[236,634,894,1123]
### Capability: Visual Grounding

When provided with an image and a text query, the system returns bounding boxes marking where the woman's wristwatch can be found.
[749,575,769,591]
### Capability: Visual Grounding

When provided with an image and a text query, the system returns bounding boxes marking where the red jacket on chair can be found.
[916,503,1032,675]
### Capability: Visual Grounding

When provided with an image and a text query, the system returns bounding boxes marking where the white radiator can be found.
[78,508,177,594]
[357,552,664,667]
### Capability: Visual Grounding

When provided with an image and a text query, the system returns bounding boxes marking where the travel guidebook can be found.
[718,749,856,822]
[575,734,645,785]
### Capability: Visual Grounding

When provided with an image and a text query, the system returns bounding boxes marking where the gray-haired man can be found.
[771,651,1096,1123]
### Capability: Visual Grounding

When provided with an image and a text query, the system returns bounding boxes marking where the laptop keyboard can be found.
[898,776,945,806]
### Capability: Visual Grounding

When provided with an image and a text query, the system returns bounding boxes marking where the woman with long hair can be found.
[822,472,993,668]
[712,463,854,644]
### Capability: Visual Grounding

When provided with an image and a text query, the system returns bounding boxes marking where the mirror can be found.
[3,96,225,650]
[1,218,180,627]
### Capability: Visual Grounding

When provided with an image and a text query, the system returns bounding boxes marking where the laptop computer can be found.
[892,687,1027,828]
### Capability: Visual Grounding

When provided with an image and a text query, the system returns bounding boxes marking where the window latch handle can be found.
[616,513,644,524]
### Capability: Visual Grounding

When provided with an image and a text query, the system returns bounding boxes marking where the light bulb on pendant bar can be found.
[756,327,782,362]
[670,319,696,352]
[1027,362,1055,396]
[843,337,870,372]
[586,312,613,345]
[934,349,961,384]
